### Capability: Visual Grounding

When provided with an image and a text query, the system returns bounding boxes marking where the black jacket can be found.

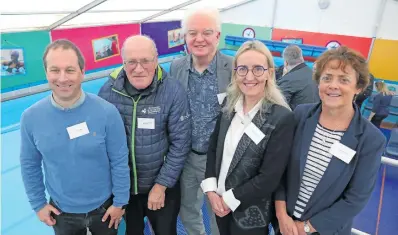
[205,102,296,228]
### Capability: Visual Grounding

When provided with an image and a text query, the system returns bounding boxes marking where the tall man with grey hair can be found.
[170,7,233,235]
[277,45,320,110]
[98,35,191,235]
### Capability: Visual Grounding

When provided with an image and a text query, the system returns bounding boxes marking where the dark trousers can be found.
[371,115,387,128]
[50,197,117,235]
[125,183,181,235]
[216,213,269,235]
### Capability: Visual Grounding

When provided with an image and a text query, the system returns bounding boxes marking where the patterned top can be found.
[293,123,345,219]
[187,55,220,152]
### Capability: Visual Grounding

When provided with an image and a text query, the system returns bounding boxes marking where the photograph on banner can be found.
[1,48,26,76]
[168,28,185,48]
[92,34,120,62]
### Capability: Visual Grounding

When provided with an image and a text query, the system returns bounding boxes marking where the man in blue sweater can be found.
[20,39,130,235]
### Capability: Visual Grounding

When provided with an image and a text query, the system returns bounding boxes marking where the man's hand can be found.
[102,206,125,229]
[207,192,230,217]
[37,204,61,226]
[148,183,166,211]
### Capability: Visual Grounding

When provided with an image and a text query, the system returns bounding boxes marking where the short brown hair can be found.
[313,46,369,90]
[42,39,85,71]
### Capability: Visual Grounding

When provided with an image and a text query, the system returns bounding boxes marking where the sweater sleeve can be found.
[19,111,47,212]
[105,105,131,207]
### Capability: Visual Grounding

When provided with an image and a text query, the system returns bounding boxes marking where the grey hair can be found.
[283,45,304,70]
[223,40,291,116]
[181,7,221,34]
[43,39,85,71]
[121,34,158,60]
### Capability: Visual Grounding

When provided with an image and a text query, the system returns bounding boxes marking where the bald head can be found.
[121,35,158,61]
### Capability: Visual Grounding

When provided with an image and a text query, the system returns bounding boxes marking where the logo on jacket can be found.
[141,106,161,115]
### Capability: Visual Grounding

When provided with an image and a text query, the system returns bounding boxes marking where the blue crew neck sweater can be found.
[20,93,130,213]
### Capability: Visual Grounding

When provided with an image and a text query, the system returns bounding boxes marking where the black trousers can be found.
[50,197,117,235]
[125,183,181,235]
[216,213,269,235]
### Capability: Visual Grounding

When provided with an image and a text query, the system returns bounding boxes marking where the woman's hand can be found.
[207,191,231,217]
[277,213,298,235]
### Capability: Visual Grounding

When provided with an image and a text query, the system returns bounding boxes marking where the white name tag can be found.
[244,122,265,145]
[217,93,227,105]
[329,142,356,164]
[137,118,155,129]
[66,122,90,139]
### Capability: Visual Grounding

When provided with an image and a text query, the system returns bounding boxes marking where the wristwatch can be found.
[304,221,311,234]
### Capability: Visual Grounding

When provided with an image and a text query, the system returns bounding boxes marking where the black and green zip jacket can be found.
[98,65,191,194]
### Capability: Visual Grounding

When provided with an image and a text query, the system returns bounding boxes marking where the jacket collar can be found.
[111,65,164,96]
[183,50,223,72]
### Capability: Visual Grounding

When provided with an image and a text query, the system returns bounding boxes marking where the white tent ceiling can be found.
[0,0,254,33]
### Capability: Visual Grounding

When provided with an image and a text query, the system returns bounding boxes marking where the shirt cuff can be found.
[222,189,241,212]
[201,177,217,193]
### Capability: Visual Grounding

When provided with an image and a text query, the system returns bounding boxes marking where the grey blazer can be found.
[277,63,320,110]
[169,51,234,93]
[275,103,386,235]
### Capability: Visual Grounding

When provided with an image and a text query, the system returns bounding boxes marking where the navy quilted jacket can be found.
[98,66,191,194]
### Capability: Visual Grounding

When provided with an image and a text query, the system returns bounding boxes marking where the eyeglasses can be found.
[234,65,268,77]
[186,29,215,38]
[124,58,155,69]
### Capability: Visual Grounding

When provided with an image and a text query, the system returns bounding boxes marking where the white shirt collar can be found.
[234,96,263,123]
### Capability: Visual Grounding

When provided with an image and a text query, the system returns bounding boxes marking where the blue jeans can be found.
[50,197,117,235]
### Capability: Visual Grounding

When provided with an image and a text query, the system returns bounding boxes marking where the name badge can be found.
[329,142,356,164]
[217,93,227,105]
[137,118,155,129]
[66,122,90,139]
[244,122,265,145]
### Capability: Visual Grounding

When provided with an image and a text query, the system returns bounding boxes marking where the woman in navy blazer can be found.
[274,46,386,235]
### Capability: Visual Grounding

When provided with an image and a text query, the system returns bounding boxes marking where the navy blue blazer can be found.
[275,102,386,235]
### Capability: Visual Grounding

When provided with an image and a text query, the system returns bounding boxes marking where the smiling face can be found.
[45,48,84,102]
[123,37,158,90]
[318,59,362,110]
[235,50,272,100]
[184,13,220,58]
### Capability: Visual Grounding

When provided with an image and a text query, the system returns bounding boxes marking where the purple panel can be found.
[141,21,184,56]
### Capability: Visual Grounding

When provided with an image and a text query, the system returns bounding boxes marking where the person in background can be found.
[20,39,130,235]
[355,73,375,109]
[275,46,386,235]
[275,64,284,81]
[169,7,233,235]
[98,35,191,235]
[277,45,320,110]
[201,40,296,235]
[368,81,394,128]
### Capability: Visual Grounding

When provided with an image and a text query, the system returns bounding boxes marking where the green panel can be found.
[1,30,51,91]
[219,23,272,50]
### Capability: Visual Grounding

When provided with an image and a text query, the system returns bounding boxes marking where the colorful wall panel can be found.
[50,24,140,72]
[1,30,51,92]
[272,29,373,58]
[369,39,398,82]
[141,21,184,56]
[220,23,272,49]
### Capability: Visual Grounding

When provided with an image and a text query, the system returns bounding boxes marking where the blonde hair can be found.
[223,40,290,115]
[376,81,394,96]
